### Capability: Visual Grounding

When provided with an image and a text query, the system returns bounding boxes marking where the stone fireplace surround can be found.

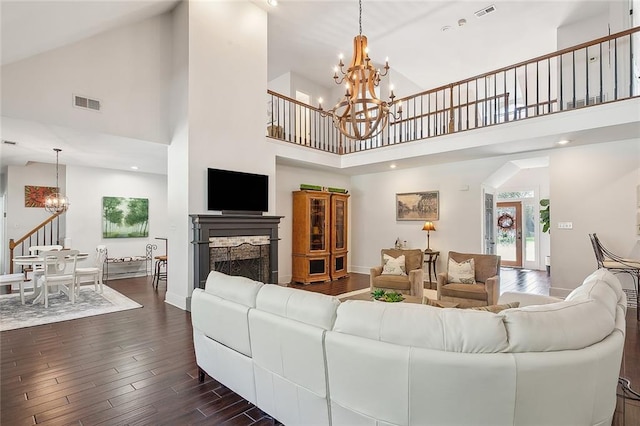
[190,214,283,289]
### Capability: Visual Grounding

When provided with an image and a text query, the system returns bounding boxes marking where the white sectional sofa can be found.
[191,269,626,425]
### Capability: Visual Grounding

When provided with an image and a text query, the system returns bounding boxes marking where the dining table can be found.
[12,252,89,304]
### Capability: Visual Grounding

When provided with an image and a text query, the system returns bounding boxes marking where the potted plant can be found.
[539,199,550,234]
[540,198,551,275]
[371,289,405,302]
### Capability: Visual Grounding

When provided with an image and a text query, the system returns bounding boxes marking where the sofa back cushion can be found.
[191,271,264,357]
[381,249,423,272]
[256,284,340,330]
[333,300,509,353]
[204,270,263,307]
[502,298,615,352]
[566,269,626,317]
[448,251,500,283]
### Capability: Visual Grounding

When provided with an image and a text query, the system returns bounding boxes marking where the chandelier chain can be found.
[55,149,60,189]
[359,0,362,36]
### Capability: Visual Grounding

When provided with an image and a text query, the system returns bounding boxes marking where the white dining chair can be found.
[40,250,79,308]
[0,273,29,304]
[75,245,107,296]
[27,245,63,283]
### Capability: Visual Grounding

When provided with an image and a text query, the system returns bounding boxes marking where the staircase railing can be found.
[9,212,63,273]
[266,26,639,154]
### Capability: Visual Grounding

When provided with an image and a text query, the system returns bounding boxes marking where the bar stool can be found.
[0,273,28,304]
[152,255,167,289]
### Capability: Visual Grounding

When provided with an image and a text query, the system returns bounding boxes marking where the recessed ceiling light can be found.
[390,164,397,169]
[131,166,139,170]
[267,0,278,6]
[441,25,451,32]
[458,18,467,26]
[557,140,570,145]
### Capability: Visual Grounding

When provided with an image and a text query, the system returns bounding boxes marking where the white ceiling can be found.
[0,0,615,174]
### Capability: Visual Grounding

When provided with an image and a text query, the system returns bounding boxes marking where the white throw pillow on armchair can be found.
[382,254,407,276]
[448,258,476,284]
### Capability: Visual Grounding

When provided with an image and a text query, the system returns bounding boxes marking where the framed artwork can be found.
[24,185,57,208]
[102,196,149,238]
[396,191,439,221]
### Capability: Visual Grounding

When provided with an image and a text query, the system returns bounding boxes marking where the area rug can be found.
[0,285,142,331]
[336,288,370,300]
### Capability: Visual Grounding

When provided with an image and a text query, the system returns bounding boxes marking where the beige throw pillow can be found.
[381,254,407,276]
[448,258,476,284]
[470,301,520,313]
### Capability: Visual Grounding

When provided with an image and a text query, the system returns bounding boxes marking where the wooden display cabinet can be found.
[292,191,331,283]
[330,192,349,280]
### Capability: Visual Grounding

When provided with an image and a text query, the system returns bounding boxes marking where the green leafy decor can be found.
[540,198,550,233]
[371,289,405,302]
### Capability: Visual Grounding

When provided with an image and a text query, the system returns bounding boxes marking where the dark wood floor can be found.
[1,270,638,425]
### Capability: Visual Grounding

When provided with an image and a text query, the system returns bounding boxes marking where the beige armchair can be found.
[370,249,424,298]
[437,251,500,307]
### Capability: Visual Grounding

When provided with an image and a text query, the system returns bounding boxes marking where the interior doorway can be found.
[497,201,522,267]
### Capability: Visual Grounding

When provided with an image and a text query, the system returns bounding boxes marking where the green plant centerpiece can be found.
[540,198,550,233]
[371,289,405,302]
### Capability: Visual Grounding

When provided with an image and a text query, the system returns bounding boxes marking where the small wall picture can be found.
[102,196,149,238]
[396,191,439,221]
[24,185,57,208]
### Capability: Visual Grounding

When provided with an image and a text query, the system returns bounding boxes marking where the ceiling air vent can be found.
[73,94,101,111]
[475,4,496,18]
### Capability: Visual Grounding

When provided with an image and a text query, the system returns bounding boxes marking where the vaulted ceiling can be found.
[0,0,617,173]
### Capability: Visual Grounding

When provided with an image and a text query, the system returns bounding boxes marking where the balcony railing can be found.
[267,26,639,154]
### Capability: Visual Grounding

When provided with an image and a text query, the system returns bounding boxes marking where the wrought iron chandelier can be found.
[44,148,70,214]
[319,0,401,140]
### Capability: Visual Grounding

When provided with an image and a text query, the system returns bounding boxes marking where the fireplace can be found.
[190,215,283,289]
[209,236,270,282]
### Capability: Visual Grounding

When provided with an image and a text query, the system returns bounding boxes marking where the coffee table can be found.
[340,291,457,307]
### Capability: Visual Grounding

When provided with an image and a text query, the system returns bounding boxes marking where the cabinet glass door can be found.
[335,199,345,249]
[310,198,326,251]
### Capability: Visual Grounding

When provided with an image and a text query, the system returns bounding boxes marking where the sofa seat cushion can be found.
[441,282,487,300]
[372,274,412,291]
[333,300,509,353]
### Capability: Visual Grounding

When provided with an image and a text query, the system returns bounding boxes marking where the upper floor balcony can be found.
[266,27,639,160]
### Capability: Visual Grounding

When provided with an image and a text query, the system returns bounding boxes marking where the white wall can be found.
[165,1,270,309]
[268,72,290,95]
[65,165,167,263]
[166,0,191,308]
[5,163,67,269]
[275,163,351,283]
[348,140,638,292]
[349,157,503,276]
[1,13,173,144]
[549,138,640,295]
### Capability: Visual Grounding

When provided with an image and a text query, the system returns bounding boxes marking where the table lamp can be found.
[422,221,436,251]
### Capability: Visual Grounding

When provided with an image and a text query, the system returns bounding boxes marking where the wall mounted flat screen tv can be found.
[207,168,268,213]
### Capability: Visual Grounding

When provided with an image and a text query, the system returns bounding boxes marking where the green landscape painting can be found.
[102,196,149,238]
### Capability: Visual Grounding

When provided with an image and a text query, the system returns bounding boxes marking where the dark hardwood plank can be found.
[1,272,637,425]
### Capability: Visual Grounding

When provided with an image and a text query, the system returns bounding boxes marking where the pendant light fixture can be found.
[44,148,70,214]
[319,0,401,140]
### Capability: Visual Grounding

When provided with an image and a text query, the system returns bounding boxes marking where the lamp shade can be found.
[422,221,436,232]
